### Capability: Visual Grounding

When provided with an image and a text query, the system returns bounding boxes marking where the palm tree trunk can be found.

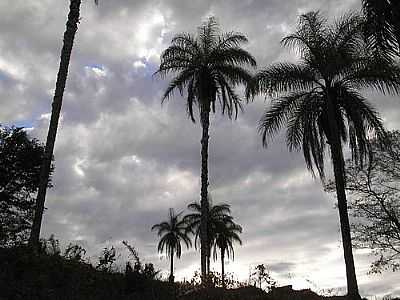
[221,249,225,289]
[169,253,174,283]
[326,93,360,299]
[28,0,82,251]
[200,108,210,281]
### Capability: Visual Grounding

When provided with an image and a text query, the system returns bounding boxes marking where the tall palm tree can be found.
[184,195,234,276]
[29,0,99,251]
[151,208,192,283]
[212,221,242,289]
[248,11,400,299]
[362,0,400,58]
[156,17,256,278]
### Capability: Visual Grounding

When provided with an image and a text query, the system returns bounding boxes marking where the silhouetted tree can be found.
[326,130,400,273]
[156,16,256,279]
[29,0,99,251]
[152,208,192,282]
[362,0,400,58]
[249,11,400,299]
[250,264,276,291]
[64,243,87,262]
[96,246,116,272]
[39,234,61,256]
[0,126,53,247]
[184,195,235,276]
[212,221,242,288]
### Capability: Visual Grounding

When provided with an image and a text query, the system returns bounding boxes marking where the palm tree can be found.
[212,221,242,288]
[248,11,400,299]
[184,195,234,276]
[362,0,400,58]
[151,208,192,283]
[29,0,99,252]
[155,16,256,278]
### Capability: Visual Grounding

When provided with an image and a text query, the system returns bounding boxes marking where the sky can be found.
[1,0,399,297]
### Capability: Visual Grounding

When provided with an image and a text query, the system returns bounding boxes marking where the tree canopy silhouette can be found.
[152,208,192,282]
[0,126,53,247]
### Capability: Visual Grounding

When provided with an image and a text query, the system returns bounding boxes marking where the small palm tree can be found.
[152,208,192,283]
[156,16,256,278]
[184,195,234,276]
[362,0,400,58]
[212,221,242,289]
[248,11,400,299]
[29,0,99,251]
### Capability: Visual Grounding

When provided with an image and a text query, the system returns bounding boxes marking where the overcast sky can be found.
[1,0,399,297]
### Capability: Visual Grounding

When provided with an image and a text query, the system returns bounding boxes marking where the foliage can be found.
[184,195,234,256]
[151,208,192,259]
[181,270,247,290]
[64,243,87,262]
[250,264,277,291]
[250,11,400,179]
[122,240,161,293]
[0,245,173,300]
[326,130,400,273]
[122,240,141,267]
[0,126,53,247]
[212,221,242,261]
[156,16,256,122]
[39,234,61,256]
[96,246,116,272]
[362,0,400,58]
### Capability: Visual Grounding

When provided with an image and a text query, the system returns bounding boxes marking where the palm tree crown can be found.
[184,196,233,251]
[184,195,236,276]
[156,16,256,122]
[251,11,399,179]
[152,208,192,282]
[212,222,242,262]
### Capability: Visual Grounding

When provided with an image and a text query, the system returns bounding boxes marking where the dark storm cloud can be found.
[1,0,400,297]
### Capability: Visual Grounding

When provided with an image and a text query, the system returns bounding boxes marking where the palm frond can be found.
[251,63,319,98]
[342,56,400,94]
[258,91,313,147]
[211,47,257,68]
[362,0,399,58]
[152,208,192,259]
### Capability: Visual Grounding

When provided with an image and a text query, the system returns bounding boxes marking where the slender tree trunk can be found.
[200,107,210,282]
[28,0,82,252]
[207,247,211,275]
[326,92,360,300]
[221,249,225,289]
[169,253,174,283]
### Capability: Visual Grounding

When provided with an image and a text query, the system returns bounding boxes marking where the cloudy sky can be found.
[1,0,399,297]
